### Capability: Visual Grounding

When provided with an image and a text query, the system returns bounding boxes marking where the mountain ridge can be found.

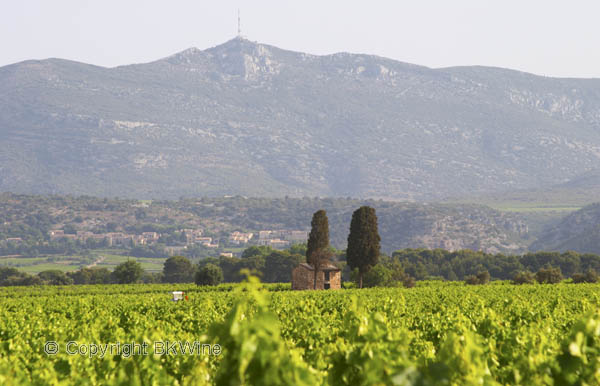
[11,37,599,80]
[2,37,600,200]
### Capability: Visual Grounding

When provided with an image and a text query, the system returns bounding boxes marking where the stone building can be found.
[292,263,341,290]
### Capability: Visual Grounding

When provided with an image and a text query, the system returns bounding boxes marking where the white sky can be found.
[2,0,599,78]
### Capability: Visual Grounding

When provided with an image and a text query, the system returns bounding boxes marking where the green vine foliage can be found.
[2,279,600,384]
[210,274,320,385]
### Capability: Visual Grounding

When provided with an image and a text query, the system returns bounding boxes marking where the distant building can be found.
[292,263,341,290]
[228,231,253,245]
[258,230,308,244]
[106,233,133,247]
[220,252,234,258]
[193,237,212,246]
[49,230,77,241]
[257,238,290,249]
[47,229,153,246]
[182,229,204,245]
[258,230,273,240]
[49,230,65,239]
[132,235,146,245]
[142,232,160,243]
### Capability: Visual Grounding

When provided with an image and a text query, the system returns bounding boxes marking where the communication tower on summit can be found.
[237,9,242,37]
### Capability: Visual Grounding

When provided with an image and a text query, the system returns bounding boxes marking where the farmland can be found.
[0,251,167,274]
[1,280,600,385]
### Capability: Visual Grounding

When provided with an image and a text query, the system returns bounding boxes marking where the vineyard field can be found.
[1,280,600,385]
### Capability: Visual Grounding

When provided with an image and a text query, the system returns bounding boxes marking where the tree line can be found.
[0,249,304,287]
[3,246,600,287]
[391,248,600,281]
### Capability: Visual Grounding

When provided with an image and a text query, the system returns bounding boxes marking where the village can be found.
[26,228,311,254]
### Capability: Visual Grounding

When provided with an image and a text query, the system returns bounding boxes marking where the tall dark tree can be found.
[346,206,381,288]
[306,210,330,289]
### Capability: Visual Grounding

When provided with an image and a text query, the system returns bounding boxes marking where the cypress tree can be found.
[346,206,381,288]
[306,209,330,289]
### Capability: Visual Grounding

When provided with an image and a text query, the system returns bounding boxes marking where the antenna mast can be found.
[237,9,241,37]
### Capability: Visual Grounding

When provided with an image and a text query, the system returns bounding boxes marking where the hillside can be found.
[173,197,530,253]
[530,203,600,253]
[445,168,600,211]
[0,194,530,254]
[2,38,600,200]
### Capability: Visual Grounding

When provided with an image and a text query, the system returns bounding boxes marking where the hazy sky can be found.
[2,0,599,78]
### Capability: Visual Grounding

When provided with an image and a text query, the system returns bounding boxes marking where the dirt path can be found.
[86,255,106,268]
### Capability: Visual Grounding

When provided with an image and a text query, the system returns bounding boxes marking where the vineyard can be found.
[1,280,600,385]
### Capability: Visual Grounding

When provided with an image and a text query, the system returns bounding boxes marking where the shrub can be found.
[572,269,598,284]
[0,268,41,286]
[38,270,73,285]
[465,270,490,285]
[196,263,223,286]
[476,270,490,284]
[112,259,143,284]
[572,273,585,284]
[360,264,393,287]
[585,269,599,283]
[142,272,163,284]
[162,255,194,283]
[352,263,416,288]
[68,267,112,284]
[535,267,563,284]
[402,275,416,288]
[513,271,535,285]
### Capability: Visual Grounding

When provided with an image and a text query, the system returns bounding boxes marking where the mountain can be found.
[2,37,600,200]
[556,168,600,190]
[443,167,600,214]
[530,203,600,253]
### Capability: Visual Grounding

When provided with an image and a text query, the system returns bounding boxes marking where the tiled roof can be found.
[298,263,341,271]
